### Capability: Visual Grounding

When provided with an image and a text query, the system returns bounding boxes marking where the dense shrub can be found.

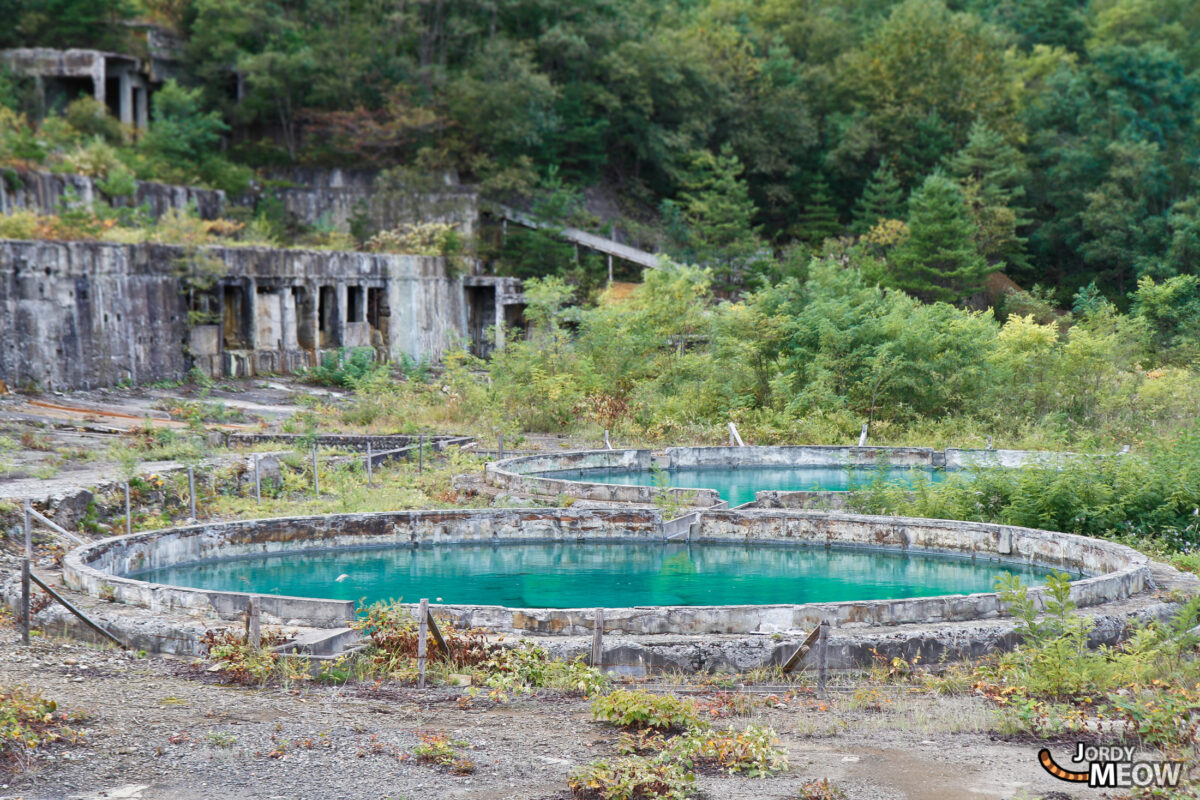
[591,690,703,733]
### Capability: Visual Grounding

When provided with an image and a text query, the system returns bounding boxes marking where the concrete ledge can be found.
[62,508,1150,637]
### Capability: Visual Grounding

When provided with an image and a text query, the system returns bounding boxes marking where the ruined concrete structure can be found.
[0,239,521,390]
[263,168,479,239]
[1,49,156,128]
[0,167,225,221]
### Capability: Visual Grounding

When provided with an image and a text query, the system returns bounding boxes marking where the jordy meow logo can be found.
[1038,743,1185,788]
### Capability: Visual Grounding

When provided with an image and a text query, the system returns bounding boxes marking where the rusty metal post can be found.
[254,455,261,504]
[366,442,373,486]
[124,481,132,536]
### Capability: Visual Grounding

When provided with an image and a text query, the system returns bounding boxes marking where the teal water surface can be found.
[128,541,1056,609]
[540,465,950,506]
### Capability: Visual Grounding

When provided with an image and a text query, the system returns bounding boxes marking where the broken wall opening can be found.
[221,282,251,349]
[367,287,388,347]
[294,287,315,350]
[347,286,364,323]
[466,284,496,358]
[317,285,337,348]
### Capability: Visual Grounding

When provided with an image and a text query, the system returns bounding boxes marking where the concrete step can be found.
[272,626,366,658]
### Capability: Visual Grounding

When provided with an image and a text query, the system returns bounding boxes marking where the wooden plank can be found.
[781,624,821,673]
[426,608,450,658]
[28,506,87,546]
[29,572,127,649]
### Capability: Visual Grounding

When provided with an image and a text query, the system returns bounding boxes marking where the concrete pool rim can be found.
[483,445,1075,508]
[62,507,1151,636]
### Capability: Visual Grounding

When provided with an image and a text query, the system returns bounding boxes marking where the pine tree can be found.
[850,160,906,235]
[889,172,990,303]
[679,146,762,289]
[793,174,841,245]
[947,121,1031,272]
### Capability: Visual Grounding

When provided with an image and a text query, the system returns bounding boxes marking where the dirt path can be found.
[0,631,1090,800]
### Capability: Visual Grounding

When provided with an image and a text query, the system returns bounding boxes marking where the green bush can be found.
[568,756,694,800]
[479,642,607,697]
[305,347,385,388]
[591,690,703,732]
[665,724,788,777]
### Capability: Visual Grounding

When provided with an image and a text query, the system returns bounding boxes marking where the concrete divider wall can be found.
[63,507,1148,636]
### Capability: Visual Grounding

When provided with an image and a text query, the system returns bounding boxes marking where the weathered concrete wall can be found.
[63,508,1150,637]
[0,239,472,389]
[261,168,479,239]
[0,168,225,220]
[0,239,189,390]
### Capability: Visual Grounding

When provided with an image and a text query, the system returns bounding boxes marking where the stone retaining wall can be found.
[0,167,225,220]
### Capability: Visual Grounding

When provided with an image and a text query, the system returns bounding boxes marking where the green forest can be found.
[3,0,1199,302]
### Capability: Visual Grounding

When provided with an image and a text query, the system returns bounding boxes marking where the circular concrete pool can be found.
[125,539,1063,609]
[64,508,1149,636]
[485,445,1063,508]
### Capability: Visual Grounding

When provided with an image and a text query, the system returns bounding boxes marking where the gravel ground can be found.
[0,628,1102,800]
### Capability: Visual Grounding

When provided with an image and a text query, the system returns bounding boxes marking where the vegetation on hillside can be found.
[0,0,1196,301]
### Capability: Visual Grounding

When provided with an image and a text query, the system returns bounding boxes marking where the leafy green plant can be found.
[0,686,83,772]
[353,600,489,677]
[199,629,281,686]
[411,732,474,774]
[591,690,702,733]
[568,756,694,800]
[305,348,386,388]
[796,779,849,800]
[994,571,1095,697]
[479,642,607,698]
[665,724,788,777]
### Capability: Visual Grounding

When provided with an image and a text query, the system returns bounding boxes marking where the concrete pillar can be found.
[92,56,106,105]
[245,278,258,350]
[118,71,133,126]
[135,85,149,130]
[494,292,505,352]
[335,282,348,347]
[281,286,297,350]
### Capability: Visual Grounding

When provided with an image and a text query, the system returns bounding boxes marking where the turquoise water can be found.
[128,541,1056,609]
[540,465,950,506]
